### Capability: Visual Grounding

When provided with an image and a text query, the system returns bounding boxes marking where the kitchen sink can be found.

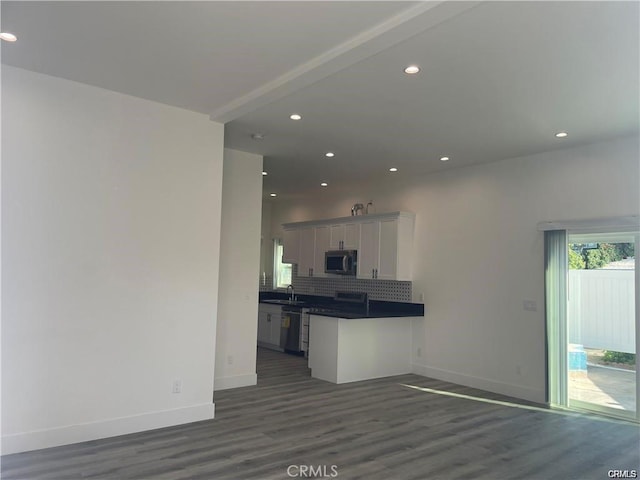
[262,299,308,306]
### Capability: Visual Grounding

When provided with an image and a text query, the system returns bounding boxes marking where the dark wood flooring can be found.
[2,348,639,479]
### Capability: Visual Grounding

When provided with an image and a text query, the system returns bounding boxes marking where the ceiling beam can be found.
[209,1,481,123]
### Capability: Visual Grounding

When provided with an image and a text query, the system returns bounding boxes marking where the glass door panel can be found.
[567,233,637,419]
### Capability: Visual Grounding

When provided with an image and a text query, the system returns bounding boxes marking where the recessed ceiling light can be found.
[262,171,268,176]
[555,131,568,138]
[440,156,450,162]
[389,167,398,172]
[404,65,420,75]
[290,114,302,121]
[0,32,17,42]
[325,152,335,158]
[251,133,265,141]
[270,193,277,197]
[320,182,328,187]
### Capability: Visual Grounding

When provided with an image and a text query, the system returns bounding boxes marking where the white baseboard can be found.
[1,403,215,455]
[411,363,545,404]
[214,373,257,391]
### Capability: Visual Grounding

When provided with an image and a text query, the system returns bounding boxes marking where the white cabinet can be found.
[329,223,359,250]
[357,215,414,281]
[257,304,283,350]
[297,226,330,278]
[270,312,283,346]
[297,227,316,277]
[313,226,330,278]
[282,229,299,264]
[257,310,270,344]
[378,218,401,280]
[358,220,380,279]
[282,212,414,281]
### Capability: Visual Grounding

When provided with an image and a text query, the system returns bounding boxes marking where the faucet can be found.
[287,284,295,302]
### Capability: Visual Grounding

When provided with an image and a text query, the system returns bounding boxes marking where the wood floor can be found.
[2,348,639,480]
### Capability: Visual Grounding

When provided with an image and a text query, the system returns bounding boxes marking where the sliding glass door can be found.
[546,224,639,422]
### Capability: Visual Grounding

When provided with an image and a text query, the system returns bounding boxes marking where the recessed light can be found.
[389,167,398,172]
[251,133,265,141]
[0,32,17,42]
[555,131,568,138]
[325,152,335,158]
[270,193,277,197]
[404,65,420,75]
[320,182,328,187]
[440,156,450,162]
[262,171,268,176]
[290,114,302,121]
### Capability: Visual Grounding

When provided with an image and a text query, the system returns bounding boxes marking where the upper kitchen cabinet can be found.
[357,213,414,281]
[283,225,328,277]
[298,227,316,277]
[282,228,300,264]
[358,220,379,279]
[329,222,359,250]
[313,226,331,278]
[282,212,414,281]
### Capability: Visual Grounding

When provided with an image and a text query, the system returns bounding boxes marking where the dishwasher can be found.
[280,306,305,355]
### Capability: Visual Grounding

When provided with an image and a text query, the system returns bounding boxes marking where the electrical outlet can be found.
[172,379,182,394]
[227,355,234,365]
[417,347,422,357]
[419,293,424,302]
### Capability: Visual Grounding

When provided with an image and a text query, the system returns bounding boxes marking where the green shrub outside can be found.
[568,249,585,269]
[602,350,636,365]
[568,242,634,270]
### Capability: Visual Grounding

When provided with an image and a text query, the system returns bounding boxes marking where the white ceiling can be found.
[2,1,638,201]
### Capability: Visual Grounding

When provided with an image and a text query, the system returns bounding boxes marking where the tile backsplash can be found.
[261,265,412,301]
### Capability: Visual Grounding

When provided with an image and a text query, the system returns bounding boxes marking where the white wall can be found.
[1,66,225,454]
[270,135,640,403]
[215,149,263,390]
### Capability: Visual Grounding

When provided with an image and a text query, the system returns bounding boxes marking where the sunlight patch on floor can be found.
[400,383,635,425]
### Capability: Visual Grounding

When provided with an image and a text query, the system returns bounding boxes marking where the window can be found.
[273,239,292,289]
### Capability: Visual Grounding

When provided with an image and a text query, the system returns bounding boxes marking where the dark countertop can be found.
[259,292,424,319]
[305,309,421,319]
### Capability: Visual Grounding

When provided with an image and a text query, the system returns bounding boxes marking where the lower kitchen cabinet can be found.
[257,304,283,350]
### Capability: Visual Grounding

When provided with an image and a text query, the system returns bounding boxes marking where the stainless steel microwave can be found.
[325,250,357,275]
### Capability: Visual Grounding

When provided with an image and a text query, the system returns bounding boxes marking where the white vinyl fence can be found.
[568,269,635,353]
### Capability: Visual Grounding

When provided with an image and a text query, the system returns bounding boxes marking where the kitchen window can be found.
[273,239,292,289]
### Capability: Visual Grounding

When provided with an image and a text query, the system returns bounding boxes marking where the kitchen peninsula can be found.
[308,312,422,384]
[259,291,424,384]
